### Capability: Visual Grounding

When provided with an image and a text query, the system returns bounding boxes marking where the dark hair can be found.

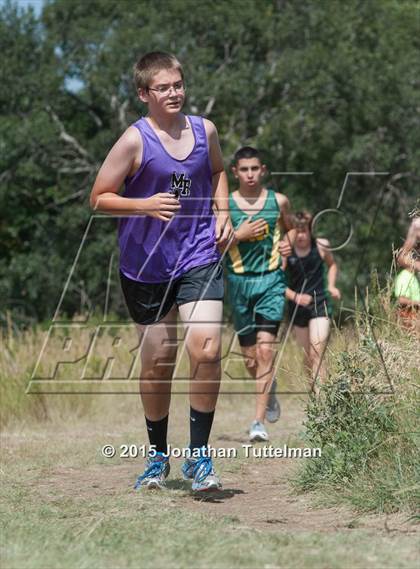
[291,210,313,230]
[133,52,184,90]
[233,146,262,165]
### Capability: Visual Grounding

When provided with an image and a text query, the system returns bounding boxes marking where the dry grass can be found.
[298,283,419,513]
[0,316,312,427]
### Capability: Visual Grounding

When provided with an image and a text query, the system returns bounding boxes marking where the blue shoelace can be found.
[135,458,167,486]
[191,456,213,483]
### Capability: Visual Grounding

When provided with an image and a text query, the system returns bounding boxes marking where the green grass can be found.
[1,285,419,568]
[2,511,417,569]
[1,430,418,569]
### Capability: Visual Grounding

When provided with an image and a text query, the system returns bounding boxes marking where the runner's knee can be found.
[190,344,220,364]
[244,357,257,374]
[141,347,177,376]
[256,343,274,365]
[187,331,221,363]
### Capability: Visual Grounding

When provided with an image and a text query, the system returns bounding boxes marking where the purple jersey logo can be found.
[171,172,192,196]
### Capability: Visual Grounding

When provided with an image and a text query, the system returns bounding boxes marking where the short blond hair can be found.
[133,52,184,90]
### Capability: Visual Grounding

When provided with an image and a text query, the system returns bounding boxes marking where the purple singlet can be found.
[118,115,220,283]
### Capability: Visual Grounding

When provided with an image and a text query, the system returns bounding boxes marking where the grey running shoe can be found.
[249,420,269,442]
[182,447,222,492]
[265,378,281,423]
[134,452,170,490]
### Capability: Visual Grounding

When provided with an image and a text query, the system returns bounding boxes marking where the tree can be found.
[1,0,419,325]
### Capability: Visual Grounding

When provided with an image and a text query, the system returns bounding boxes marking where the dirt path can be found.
[30,448,416,537]
[186,455,415,534]
[11,394,414,539]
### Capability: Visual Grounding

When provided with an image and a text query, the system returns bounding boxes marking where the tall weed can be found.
[298,283,419,513]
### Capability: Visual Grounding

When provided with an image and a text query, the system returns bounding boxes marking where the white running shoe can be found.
[182,447,222,492]
[249,420,269,442]
[134,452,170,490]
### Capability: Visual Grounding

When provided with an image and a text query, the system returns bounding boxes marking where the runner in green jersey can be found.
[226,147,291,442]
[395,216,420,334]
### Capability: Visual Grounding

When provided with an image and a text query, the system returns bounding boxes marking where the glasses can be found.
[147,81,185,95]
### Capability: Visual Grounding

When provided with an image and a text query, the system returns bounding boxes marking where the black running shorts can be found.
[288,299,331,328]
[120,262,224,325]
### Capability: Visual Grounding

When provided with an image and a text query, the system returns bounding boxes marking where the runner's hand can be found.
[235,217,267,241]
[216,214,234,251]
[328,286,341,300]
[143,193,181,221]
[278,239,292,257]
[295,293,312,306]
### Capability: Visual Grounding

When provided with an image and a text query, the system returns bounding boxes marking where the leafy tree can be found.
[1,0,419,325]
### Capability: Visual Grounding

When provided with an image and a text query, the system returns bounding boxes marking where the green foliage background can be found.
[1,0,419,325]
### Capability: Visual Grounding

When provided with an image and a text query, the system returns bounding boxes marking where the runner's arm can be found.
[276,194,294,260]
[285,287,312,306]
[397,222,420,272]
[285,287,296,301]
[278,228,296,262]
[204,119,233,247]
[90,127,142,214]
[275,193,292,233]
[318,238,340,299]
[90,127,180,220]
[397,248,420,272]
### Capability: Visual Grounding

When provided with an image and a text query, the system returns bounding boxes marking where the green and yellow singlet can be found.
[226,189,281,275]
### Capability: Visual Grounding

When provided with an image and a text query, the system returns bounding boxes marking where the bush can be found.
[297,286,419,514]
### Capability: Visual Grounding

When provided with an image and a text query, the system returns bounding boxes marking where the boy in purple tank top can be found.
[90,52,233,492]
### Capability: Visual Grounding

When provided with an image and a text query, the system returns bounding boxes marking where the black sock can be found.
[189,407,215,451]
[145,415,168,454]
